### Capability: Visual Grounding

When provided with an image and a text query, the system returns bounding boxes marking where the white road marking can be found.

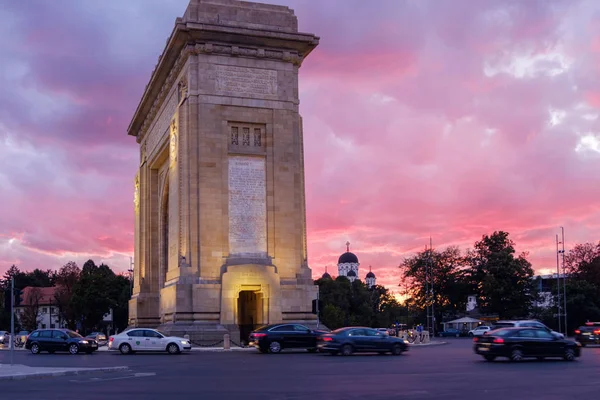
[70,372,156,383]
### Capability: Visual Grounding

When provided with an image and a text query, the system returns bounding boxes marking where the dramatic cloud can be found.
[1,0,599,293]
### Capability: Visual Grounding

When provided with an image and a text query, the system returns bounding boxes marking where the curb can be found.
[408,341,448,347]
[0,366,130,381]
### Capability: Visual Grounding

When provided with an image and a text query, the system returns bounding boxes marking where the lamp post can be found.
[128,256,134,297]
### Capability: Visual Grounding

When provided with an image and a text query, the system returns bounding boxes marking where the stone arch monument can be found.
[127,0,320,344]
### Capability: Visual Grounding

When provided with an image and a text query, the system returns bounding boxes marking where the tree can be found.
[54,261,81,330]
[20,287,43,331]
[400,246,470,327]
[112,274,132,332]
[565,242,600,286]
[466,231,536,319]
[1,265,56,290]
[314,276,404,330]
[71,260,118,333]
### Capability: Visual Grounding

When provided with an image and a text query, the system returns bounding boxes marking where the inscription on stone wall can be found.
[229,156,267,256]
[146,89,178,156]
[216,65,277,97]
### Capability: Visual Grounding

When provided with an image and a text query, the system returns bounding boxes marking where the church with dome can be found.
[320,242,377,288]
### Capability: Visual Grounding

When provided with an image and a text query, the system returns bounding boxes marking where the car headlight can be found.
[403,340,409,344]
[80,340,88,344]
[180,340,189,345]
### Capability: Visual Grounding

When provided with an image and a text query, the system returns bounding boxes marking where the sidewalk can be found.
[409,341,447,347]
[0,364,129,381]
[97,346,255,352]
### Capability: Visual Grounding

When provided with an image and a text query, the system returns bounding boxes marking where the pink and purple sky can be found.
[1,0,599,293]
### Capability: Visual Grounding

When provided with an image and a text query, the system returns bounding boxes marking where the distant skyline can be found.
[1,0,599,291]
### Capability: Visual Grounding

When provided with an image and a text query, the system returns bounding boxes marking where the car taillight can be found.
[473,337,478,342]
[574,330,581,334]
[594,330,600,335]
[322,337,333,342]
[109,337,114,342]
[493,338,504,344]
[252,333,267,338]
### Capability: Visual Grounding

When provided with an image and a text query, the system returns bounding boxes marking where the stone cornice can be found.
[134,41,306,142]
[128,19,319,141]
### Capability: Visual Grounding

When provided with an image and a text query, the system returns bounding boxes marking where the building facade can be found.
[127,0,321,343]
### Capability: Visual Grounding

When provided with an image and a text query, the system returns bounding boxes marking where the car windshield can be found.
[66,330,83,338]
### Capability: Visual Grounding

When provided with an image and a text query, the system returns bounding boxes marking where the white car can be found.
[468,326,492,337]
[108,328,192,355]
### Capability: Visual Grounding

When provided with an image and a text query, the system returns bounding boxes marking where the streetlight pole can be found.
[555,234,562,335]
[128,256,134,297]
[559,227,567,335]
[10,276,14,366]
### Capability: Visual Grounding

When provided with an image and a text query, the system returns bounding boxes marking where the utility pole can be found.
[316,290,320,329]
[555,234,562,335]
[559,227,567,335]
[10,276,14,366]
[429,236,435,337]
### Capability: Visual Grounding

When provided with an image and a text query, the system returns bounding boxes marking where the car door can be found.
[269,325,296,348]
[364,328,388,350]
[38,330,53,351]
[125,329,146,351]
[534,329,560,356]
[144,330,166,350]
[291,324,315,348]
[514,329,540,356]
[347,329,370,351]
[52,330,69,352]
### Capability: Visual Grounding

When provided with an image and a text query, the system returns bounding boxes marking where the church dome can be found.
[321,272,332,279]
[347,270,357,277]
[338,252,358,264]
[366,271,375,279]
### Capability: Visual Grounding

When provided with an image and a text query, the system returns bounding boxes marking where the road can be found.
[1,339,600,400]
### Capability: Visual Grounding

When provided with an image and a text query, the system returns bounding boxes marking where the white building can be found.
[365,266,376,289]
[15,287,64,330]
[338,242,360,282]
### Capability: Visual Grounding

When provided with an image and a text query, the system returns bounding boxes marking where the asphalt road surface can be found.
[1,339,600,400]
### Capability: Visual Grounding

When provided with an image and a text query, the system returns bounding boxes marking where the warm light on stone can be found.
[126,0,321,344]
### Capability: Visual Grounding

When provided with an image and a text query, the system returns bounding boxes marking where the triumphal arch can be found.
[127,0,320,343]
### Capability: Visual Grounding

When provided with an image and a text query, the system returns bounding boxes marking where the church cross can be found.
[346,241,350,252]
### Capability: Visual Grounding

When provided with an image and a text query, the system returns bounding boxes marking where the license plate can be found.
[583,333,591,336]
[478,346,489,352]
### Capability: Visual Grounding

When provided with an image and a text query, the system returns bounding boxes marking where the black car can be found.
[249,324,328,354]
[317,327,409,356]
[26,328,98,355]
[574,323,600,346]
[473,327,581,362]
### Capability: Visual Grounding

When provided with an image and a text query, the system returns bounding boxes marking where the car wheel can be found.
[510,348,523,362]
[30,343,40,355]
[268,341,282,354]
[391,344,403,355]
[484,355,496,362]
[119,343,132,355]
[341,344,353,356]
[69,344,79,355]
[167,343,180,355]
[563,348,576,361]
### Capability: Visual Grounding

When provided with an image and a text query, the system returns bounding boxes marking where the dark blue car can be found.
[438,328,462,337]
